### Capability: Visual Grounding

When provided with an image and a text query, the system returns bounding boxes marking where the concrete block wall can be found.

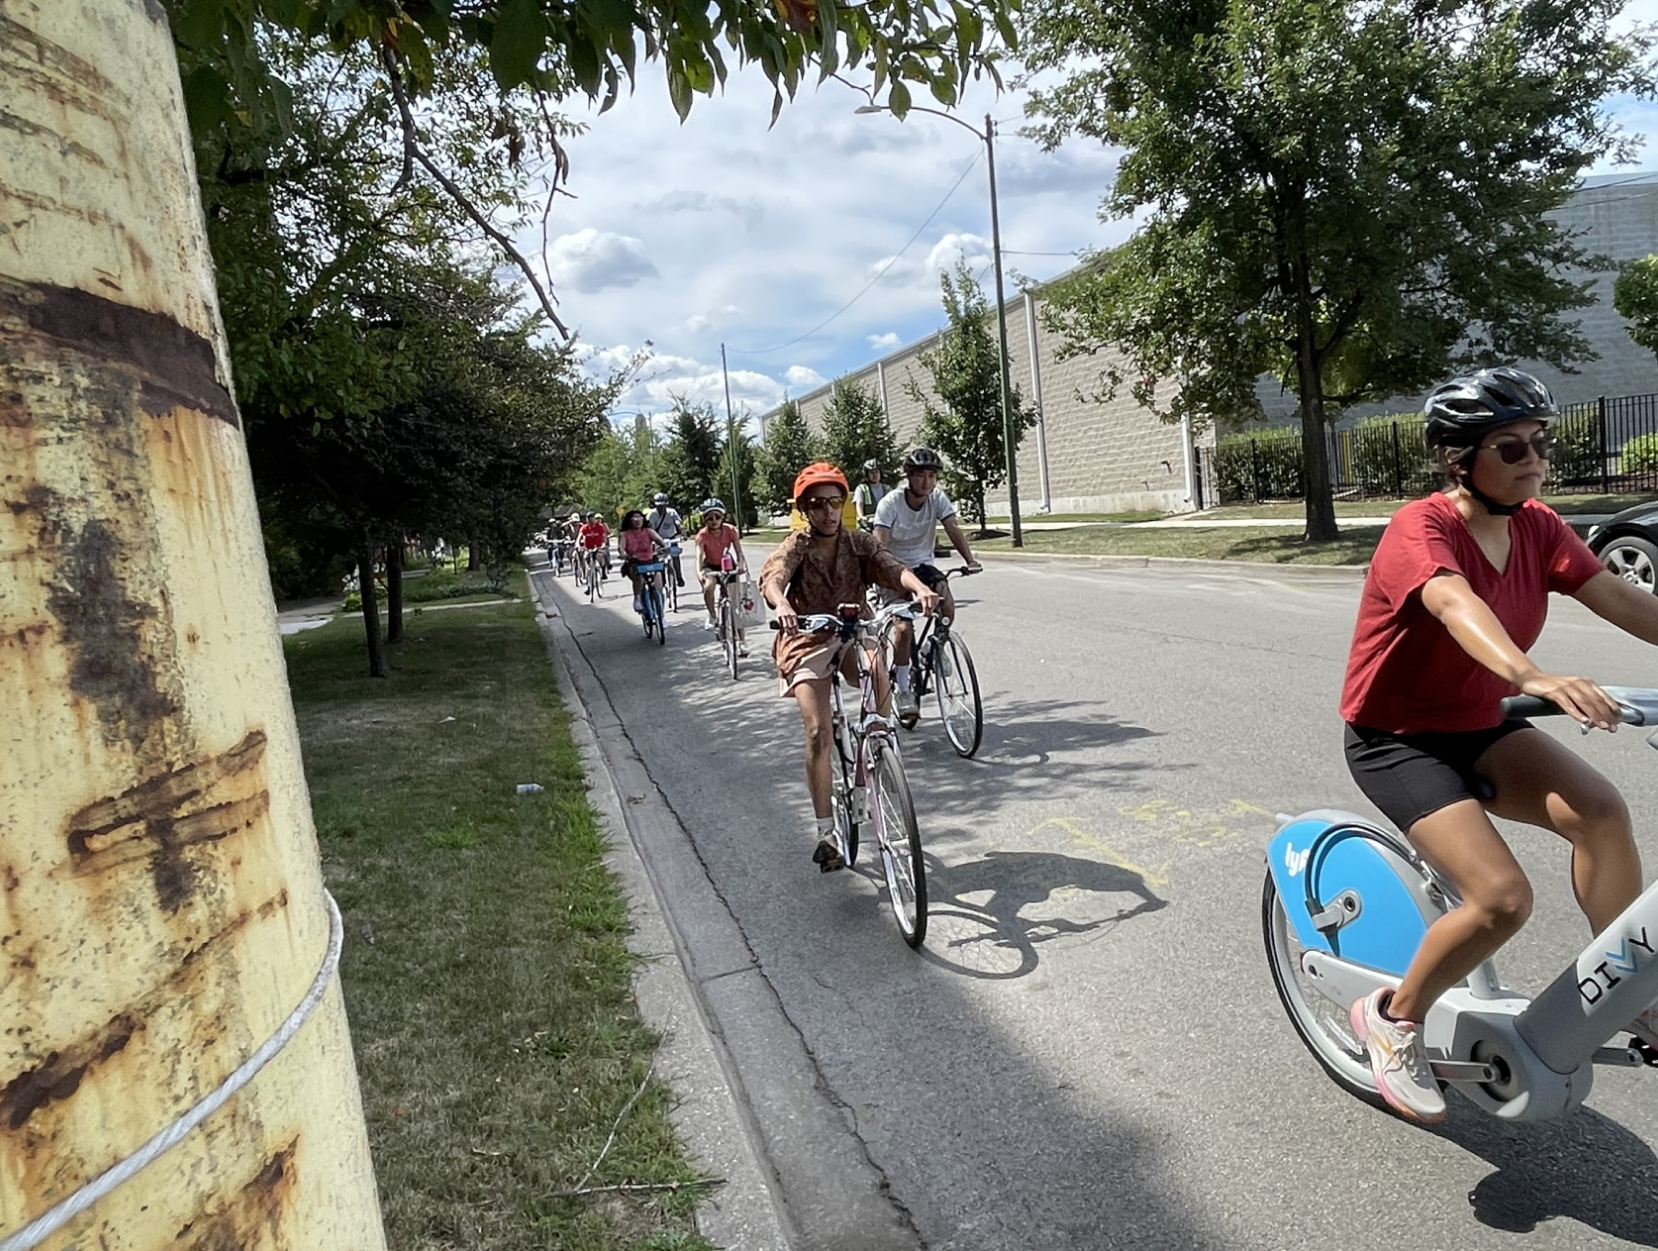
[763,174,1658,513]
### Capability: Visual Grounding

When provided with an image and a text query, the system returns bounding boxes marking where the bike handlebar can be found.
[1500,685,1658,726]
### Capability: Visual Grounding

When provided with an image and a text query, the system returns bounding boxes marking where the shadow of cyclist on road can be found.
[898,849,1167,980]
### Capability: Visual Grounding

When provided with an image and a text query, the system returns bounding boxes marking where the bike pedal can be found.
[1635,1037,1658,1068]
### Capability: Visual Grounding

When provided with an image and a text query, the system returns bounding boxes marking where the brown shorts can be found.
[776,638,879,697]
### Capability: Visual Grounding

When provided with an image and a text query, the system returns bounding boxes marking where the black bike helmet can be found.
[903,446,944,473]
[1423,367,1556,449]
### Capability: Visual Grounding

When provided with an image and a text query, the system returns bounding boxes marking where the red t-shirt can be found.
[1339,494,1604,733]
[579,522,609,550]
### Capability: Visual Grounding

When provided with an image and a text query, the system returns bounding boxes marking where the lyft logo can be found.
[1578,928,1656,1005]
[1284,844,1311,878]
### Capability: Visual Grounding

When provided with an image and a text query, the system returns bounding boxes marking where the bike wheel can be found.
[869,740,926,947]
[723,601,738,679]
[932,634,982,758]
[648,585,666,645]
[1261,869,1384,1107]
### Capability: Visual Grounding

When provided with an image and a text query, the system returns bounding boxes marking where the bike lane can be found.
[537,552,1658,1251]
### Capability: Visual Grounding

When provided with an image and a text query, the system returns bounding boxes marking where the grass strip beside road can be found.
[976,524,1385,565]
[285,584,715,1251]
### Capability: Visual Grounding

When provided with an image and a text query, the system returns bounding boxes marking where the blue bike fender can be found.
[1268,815,1438,976]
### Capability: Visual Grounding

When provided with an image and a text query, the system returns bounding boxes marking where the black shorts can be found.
[1344,720,1531,832]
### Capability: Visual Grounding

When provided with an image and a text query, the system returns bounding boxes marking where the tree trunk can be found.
[467,538,480,571]
[359,547,387,677]
[1292,271,1340,542]
[0,4,387,1246]
[385,541,404,644]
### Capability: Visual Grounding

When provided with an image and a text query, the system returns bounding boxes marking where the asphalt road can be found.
[537,555,1658,1251]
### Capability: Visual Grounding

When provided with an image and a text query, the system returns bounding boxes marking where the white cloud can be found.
[925,232,994,276]
[546,229,659,293]
[687,303,742,332]
[785,365,827,389]
[868,332,900,350]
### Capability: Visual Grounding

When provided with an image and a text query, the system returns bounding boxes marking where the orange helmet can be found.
[792,461,849,503]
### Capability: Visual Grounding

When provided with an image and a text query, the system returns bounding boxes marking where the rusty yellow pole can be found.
[0,2,386,1248]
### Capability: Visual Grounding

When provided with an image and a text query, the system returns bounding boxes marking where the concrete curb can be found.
[973,548,1372,579]
[528,572,795,1251]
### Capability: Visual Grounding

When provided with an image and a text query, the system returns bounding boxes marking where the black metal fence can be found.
[1193,392,1658,507]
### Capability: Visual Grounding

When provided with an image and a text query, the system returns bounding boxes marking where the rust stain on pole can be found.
[0,1,385,1247]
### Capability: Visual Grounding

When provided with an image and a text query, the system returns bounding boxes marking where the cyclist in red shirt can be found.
[1340,367,1658,1122]
[578,512,611,576]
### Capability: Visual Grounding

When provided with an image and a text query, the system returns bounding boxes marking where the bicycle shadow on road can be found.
[909,848,1168,980]
[1431,1102,1658,1243]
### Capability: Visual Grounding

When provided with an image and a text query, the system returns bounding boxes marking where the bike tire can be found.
[723,601,738,679]
[648,585,666,645]
[933,634,983,758]
[1260,869,1385,1108]
[666,564,680,613]
[870,740,926,947]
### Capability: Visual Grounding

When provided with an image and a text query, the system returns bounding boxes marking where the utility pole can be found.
[720,344,744,532]
[984,113,1023,547]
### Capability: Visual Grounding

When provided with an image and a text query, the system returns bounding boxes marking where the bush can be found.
[1621,430,1658,475]
[1212,427,1304,501]
[1550,405,1604,484]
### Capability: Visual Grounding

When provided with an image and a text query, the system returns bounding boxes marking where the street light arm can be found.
[853,101,985,140]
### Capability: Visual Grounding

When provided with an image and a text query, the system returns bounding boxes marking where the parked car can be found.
[1586,500,1658,594]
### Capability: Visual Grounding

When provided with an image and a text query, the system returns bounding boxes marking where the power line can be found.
[729,147,985,357]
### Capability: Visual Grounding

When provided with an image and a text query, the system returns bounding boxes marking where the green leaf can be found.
[578,0,635,36]
[888,77,911,117]
[181,65,231,131]
[668,67,693,120]
[173,0,225,49]
[490,0,547,91]
[569,36,602,97]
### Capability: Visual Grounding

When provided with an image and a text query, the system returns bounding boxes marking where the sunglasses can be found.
[802,495,846,512]
[1481,433,1555,465]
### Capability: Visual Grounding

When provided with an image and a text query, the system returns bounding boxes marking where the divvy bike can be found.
[1264,686,1658,1122]
[778,603,927,947]
[634,560,667,646]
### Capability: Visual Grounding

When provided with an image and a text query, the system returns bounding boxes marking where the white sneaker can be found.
[895,689,920,723]
[633,595,644,612]
[1630,1004,1658,1049]
[702,616,716,631]
[1350,989,1445,1123]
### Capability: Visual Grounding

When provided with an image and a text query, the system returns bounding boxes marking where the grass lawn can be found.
[977,524,1385,564]
[1177,490,1654,522]
[286,578,715,1251]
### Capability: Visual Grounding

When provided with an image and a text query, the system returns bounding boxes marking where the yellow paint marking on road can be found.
[1027,816,1172,889]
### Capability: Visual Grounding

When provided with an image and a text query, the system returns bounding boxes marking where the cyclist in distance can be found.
[619,509,668,613]
[1340,366,1658,1123]
[647,492,687,594]
[693,497,748,650]
[578,511,611,577]
[760,462,938,872]
[854,458,890,529]
[874,446,981,723]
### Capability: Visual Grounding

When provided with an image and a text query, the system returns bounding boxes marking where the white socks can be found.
[894,664,912,692]
[816,815,835,837]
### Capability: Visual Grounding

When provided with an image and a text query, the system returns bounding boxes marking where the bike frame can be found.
[1268,685,1658,1121]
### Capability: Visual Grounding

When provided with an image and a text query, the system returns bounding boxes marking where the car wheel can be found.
[1600,534,1658,595]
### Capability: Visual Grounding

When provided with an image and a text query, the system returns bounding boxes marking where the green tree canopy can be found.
[1023,0,1652,539]
[1615,255,1658,360]
[820,378,901,480]
[907,260,1033,529]
[660,400,727,510]
[755,397,820,514]
[712,425,761,530]
[576,418,668,519]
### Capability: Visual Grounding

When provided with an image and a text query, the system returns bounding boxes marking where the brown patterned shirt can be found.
[758,528,911,673]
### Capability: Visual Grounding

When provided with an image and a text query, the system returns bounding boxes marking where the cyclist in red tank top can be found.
[1339,367,1658,1122]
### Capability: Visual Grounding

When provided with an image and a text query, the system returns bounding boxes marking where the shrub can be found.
[1621,430,1658,475]
[1212,427,1304,501]
[1549,405,1604,484]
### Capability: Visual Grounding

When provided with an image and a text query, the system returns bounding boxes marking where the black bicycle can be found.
[891,566,982,757]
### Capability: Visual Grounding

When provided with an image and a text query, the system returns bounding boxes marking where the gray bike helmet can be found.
[1423,367,1556,449]
[652,492,670,506]
[903,446,944,473]
[863,458,881,472]
[701,496,725,512]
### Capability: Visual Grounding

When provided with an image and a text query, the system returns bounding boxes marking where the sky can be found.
[518,3,1658,430]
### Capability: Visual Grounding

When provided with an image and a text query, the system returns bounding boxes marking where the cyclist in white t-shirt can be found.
[647,492,686,592]
[873,446,981,723]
